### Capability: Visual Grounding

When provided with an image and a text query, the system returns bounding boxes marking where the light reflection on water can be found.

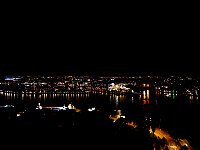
[0,90,199,110]
[1,89,200,147]
[0,92,132,111]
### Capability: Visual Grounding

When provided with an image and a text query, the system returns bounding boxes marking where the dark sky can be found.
[0,5,199,76]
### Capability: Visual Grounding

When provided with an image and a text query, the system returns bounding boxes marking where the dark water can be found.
[0,91,200,148]
[0,92,141,113]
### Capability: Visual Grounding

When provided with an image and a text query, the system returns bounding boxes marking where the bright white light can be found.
[88,107,95,111]
[4,105,14,107]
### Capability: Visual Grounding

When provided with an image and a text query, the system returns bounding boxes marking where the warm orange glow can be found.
[143,100,149,104]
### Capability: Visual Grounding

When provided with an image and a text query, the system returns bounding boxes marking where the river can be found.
[0,90,200,148]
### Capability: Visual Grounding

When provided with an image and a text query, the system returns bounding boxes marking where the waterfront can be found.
[0,90,199,149]
[0,75,200,149]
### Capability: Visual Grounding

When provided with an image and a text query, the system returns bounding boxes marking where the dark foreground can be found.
[0,107,154,150]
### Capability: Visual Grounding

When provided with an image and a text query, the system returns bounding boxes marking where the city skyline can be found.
[1,5,200,150]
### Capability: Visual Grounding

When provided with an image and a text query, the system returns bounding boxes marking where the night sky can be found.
[1,5,199,76]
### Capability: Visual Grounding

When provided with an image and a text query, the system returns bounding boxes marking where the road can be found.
[104,113,193,150]
[151,128,193,150]
[152,128,180,150]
